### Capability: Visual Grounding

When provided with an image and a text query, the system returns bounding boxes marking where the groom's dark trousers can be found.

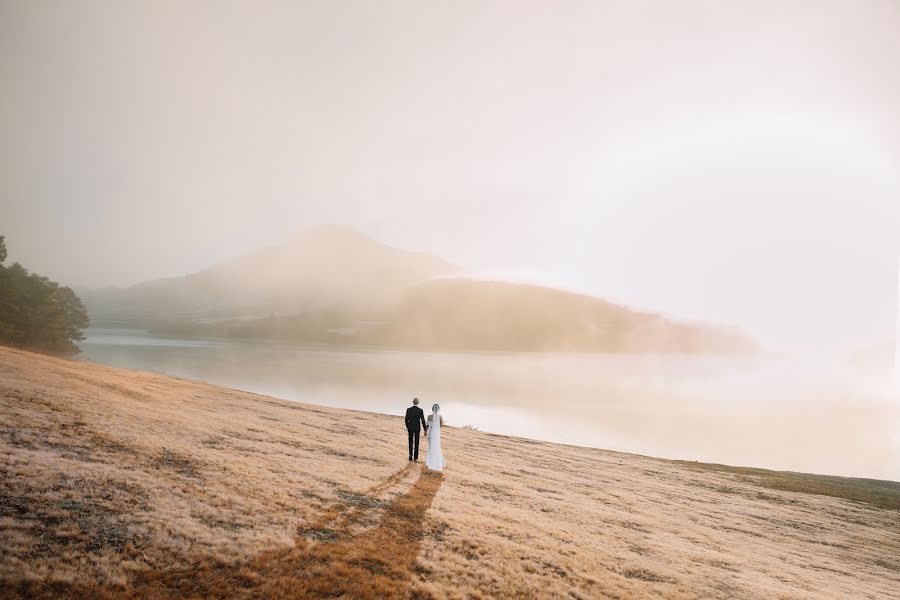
[408,429,420,461]
[405,405,427,460]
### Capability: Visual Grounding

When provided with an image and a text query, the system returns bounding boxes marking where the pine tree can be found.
[0,236,90,355]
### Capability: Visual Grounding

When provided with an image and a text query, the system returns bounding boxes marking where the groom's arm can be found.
[420,410,428,431]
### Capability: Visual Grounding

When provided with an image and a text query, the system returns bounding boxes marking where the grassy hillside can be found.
[1,347,897,599]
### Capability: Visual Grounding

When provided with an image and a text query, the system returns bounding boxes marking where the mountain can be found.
[82,226,757,354]
[81,225,458,326]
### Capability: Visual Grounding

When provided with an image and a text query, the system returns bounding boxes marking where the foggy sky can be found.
[1,0,899,351]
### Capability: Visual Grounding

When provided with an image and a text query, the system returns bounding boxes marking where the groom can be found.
[405,398,428,462]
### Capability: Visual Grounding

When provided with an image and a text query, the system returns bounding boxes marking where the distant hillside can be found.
[82,226,757,354]
[81,225,458,326]
[364,279,757,353]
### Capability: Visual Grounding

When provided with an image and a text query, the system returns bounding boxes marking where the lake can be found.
[77,328,900,481]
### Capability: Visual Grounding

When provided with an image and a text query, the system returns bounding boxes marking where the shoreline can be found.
[75,332,900,483]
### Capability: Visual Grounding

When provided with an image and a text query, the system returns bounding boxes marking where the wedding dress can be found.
[426,404,446,471]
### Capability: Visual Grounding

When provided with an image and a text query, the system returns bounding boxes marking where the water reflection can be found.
[77,328,900,480]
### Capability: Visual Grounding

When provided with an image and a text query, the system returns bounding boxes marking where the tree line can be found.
[0,235,90,355]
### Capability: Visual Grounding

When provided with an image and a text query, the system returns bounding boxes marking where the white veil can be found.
[426,403,446,471]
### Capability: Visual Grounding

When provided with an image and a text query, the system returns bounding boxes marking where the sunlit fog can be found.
[2,0,900,479]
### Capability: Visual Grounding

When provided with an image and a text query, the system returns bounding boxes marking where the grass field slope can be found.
[1,347,898,599]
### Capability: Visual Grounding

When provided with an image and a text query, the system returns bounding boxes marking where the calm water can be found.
[77,328,900,480]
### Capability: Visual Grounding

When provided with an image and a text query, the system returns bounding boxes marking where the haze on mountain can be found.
[3,1,899,354]
[82,226,756,354]
[82,225,457,322]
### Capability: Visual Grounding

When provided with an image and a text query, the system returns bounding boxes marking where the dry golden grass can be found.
[1,346,898,599]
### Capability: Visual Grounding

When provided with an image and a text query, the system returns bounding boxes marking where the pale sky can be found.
[1,0,899,351]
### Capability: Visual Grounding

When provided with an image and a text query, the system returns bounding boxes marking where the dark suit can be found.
[405,405,427,460]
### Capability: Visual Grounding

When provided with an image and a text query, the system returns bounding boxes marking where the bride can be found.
[425,404,446,471]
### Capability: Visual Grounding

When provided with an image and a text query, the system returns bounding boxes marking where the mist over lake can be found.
[78,328,900,481]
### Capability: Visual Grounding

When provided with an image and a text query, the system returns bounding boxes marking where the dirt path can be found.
[135,464,445,599]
